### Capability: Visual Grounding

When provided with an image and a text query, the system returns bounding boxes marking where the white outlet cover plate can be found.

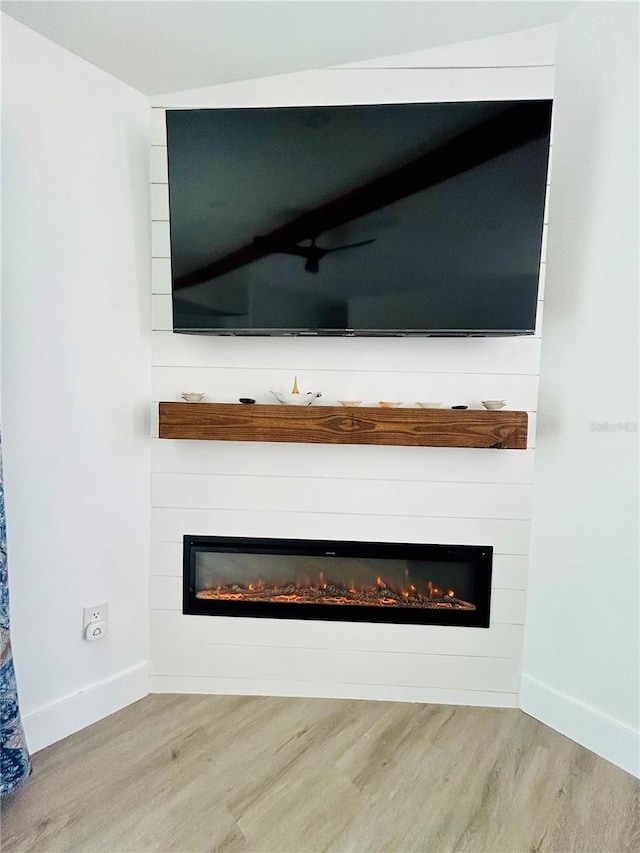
[83,603,109,631]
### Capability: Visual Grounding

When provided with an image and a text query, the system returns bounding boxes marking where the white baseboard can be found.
[23,662,150,754]
[150,675,519,709]
[520,674,639,778]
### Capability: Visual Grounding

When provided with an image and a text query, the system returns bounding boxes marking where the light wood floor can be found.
[2,695,638,853]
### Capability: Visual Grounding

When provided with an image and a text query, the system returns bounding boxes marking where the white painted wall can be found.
[1,15,152,752]
[521,3,639,778]
[149,27,554,707]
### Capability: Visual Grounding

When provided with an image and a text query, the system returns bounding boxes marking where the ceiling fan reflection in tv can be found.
[253,235,377,274]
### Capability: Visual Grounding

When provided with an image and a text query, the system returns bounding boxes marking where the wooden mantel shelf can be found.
[159,403,528,450]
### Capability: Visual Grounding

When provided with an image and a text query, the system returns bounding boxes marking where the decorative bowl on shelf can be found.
[378,401,402,408]
[337,400,362,407]
[270,391,322,406]
[181,392,205,402]
[416,402,442,408]
[482,400,507,410]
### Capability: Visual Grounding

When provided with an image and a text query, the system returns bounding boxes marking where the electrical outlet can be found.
[83,603,108,633]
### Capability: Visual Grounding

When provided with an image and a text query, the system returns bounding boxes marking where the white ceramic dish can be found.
[337,400,362,407]
[416,402,442,408]
[378,401,402,408]
[181,392,205,402]
[482,400,506,410]
[271,391,322,406]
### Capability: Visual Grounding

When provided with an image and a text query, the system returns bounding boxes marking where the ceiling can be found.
[1,1,574,96]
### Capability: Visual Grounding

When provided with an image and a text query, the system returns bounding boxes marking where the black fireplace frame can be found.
[184,535,492,628]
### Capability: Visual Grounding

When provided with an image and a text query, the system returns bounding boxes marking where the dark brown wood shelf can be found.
[159,403,528,449]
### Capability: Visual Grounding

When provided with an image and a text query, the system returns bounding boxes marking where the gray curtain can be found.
[0,427,31,795]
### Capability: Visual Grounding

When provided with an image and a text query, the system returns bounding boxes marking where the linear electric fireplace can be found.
[184,536,492,627]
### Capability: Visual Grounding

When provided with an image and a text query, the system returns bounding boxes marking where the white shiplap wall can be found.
[149,26,555,706]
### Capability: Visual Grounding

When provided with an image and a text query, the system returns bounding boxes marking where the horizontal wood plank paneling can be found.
[534,300,545,338]
[151,221,170,257]
[152,331,542,374]
[149,676,518,707]
[538,262,547,299]
[151,643,521,692]
[493,589,528,625]
[150,145,168,182]
[151,183,169,220]
[492,555,529,590]
[151,439,536,482]
[150,542,528,590]
[150,611,525,659]
[152,258,172,294]
[152,294,171,328]
[151,509,532,554]
[150,576,525,626]
[152,472,532,518]
[151,541,183,576]
[151,108,167,144]
[148,46,552,702]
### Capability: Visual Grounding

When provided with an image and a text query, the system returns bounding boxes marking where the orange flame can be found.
[376,576,386,587]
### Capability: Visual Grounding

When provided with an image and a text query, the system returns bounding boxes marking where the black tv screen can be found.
[166,100,552,336]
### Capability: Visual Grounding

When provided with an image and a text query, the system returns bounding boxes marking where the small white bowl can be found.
[271,391,322,406]
[482,400,506,410]
[378,401,402,408]
[181,392,205,402]
[337,400,362,407]
[416,402,442,408]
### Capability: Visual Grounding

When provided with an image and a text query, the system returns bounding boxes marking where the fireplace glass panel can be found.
[195,553,477,611]
[184,537,492,627]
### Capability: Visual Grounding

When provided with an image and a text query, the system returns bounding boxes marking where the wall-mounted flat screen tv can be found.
[166,100,552,336]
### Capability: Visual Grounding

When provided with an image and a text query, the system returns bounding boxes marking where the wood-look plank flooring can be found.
[2,695,638,853]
